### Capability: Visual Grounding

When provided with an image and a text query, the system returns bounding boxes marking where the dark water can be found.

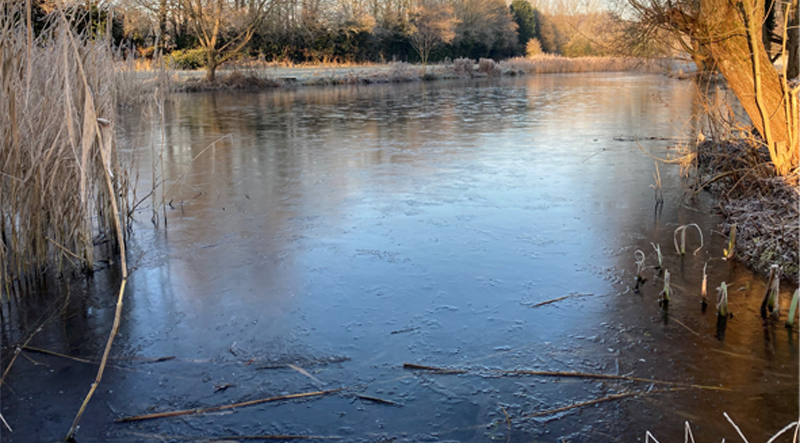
[2,74,797,443]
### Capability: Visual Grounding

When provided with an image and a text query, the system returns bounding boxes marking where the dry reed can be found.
[0,1,132,292]
[500,55,665,74]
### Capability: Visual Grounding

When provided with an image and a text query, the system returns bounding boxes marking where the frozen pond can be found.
[2,73,797,443]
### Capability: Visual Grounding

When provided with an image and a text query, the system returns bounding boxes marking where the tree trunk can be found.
[690,40,714,73]
[158,0,168,52]
[206,49,218,82]
[788,0,799,79]
[698,0,798,174]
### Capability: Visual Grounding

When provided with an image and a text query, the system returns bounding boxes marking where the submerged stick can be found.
[287,364,326,386]
[22,346,93,364]
[402,363,467,373]
[116,388,345,423]
[532,292,593,307]
[355,394,402,406]
[403,363,729,391]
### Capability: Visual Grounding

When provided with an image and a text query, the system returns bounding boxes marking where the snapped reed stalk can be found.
[760,265,781,318]
[651,243,663,269]
[723,224,736,260]
[659,270,671,306]
[650,161,664,205]
[45,4,131,441]
[635,250,646,283]
[701,262,708,307]
[786,289,799,328]
[717,282,729,317]
[673,224,704,255]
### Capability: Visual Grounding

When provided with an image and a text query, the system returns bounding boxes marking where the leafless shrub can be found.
[452,57,475,76]
[479,58,501,76]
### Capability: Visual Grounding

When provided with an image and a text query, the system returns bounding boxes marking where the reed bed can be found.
[500,55,665,75]
[0,2,132,293]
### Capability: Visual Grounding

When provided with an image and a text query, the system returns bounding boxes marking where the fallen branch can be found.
[521,388,684,419]
[116,388,345,423]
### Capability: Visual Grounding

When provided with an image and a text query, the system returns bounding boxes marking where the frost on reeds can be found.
[673,224,703,255]
[646,416,799,443]
[499,55,665,75]
[0,2,131,291]
[759,265,781,318]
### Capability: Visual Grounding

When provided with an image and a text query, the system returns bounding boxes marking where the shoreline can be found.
[138,56,678,93]
[696,139,799,284]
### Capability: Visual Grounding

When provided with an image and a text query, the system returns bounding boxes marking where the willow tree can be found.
[178,0,277,81]
[630,0,799,175]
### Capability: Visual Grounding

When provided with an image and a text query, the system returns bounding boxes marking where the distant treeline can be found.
[29,0,643,67]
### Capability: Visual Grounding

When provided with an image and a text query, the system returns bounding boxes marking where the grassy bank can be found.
[169,55,670,92]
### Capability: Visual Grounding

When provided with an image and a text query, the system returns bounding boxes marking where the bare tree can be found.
[628,0,799,175]
[177,0,278,81]
[409,0,457,74]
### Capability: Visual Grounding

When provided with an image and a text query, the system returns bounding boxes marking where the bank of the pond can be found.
[696,138,799,284]
[169,56,670,92]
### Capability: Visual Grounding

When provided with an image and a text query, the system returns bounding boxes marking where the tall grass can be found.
[0,1,131,293]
